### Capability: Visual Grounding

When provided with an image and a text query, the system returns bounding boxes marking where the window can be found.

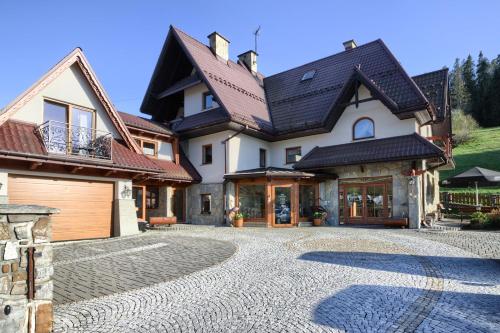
[44,100,68,123]
[299,185,315,220]
[146,186,159,209]
[353,118,374,140]
[285,147,301,164]
[238,185,266,219]
[259,148,266,168]
[142,141,156,156]
[203,92,216,110]
[201,194,211,214]
[301,70,316,81]
[134,137,158,157]
[202,144,212,164]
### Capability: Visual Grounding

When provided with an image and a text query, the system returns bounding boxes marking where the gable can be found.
[0,48,141,153]
[10,64,121,138]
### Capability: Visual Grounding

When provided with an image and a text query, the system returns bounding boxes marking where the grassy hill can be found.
[440,127,500,193]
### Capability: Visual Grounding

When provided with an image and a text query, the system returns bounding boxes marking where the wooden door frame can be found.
[133,185,146,221]
[340,181,391,224]
[271,183,295,228]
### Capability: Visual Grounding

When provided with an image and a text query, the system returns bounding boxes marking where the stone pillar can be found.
[166,187,174,218]
[113,180,139,236]
[0,204,59,333]
[225,182,236,225]
[408,176,422,229]
[0,172,8,204]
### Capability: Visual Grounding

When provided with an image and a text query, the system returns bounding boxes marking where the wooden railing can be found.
[427,135,452,159]
[440,192,500,207]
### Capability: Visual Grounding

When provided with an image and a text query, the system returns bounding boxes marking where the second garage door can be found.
[8,175,114,241]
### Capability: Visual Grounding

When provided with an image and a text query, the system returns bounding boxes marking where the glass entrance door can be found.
[340,178,392,224]
[273,186,292,226]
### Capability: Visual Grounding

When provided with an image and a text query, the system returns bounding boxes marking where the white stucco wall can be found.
[227,134,271,172]
[187,131,232,183]
[11,64,121,138]
[184,82,219,117]
[269,85,421,168]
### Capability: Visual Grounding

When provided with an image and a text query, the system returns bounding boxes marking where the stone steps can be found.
[298,222,313,227]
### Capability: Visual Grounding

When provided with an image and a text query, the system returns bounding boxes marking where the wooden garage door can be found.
[8,175,114,241]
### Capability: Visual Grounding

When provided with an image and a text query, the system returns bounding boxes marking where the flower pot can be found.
[313,218,322,226]
[234,218,244,228]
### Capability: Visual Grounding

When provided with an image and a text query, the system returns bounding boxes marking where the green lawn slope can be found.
[440,127,500,193]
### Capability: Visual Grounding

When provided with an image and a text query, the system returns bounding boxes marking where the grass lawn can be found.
[440,126,500,193]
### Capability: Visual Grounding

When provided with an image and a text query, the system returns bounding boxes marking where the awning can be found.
[224,167,336,180]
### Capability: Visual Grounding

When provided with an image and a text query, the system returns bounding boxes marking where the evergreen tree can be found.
[449,58,470,110]
[488,55,500,126]
[475,51,492,125]
[461,55,476,115]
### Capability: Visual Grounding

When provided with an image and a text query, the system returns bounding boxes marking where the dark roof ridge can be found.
[376,39,429,108]
[412,67,449,78]
[264,39,383,80]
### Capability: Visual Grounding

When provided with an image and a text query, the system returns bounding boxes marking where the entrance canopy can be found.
[224,167,337,180]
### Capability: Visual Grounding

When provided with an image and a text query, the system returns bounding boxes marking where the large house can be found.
[0,26,452,241]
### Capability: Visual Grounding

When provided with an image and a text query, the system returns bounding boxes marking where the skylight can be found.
[301,70,316,81]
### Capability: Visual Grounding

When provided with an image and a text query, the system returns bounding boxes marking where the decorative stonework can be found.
[187,183,224,225]
[0,204,58,333]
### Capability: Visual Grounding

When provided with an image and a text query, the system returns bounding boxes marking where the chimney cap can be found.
[207,31,230,43]
[342,39,357,50]
[237,50,258,57]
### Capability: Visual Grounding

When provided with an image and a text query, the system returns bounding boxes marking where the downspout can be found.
[221,125,248,224]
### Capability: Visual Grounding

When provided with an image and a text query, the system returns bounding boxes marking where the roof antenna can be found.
[254,25,261,53]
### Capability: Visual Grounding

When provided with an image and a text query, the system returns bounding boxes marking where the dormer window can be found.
[353,117,375,140]
[301,70,316,81]
[202,92,218,110]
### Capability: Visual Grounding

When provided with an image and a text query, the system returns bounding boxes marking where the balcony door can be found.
[43,100,95,156]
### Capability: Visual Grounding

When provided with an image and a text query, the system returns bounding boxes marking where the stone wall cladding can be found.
[0,204,58,333]
[187,183,224,225]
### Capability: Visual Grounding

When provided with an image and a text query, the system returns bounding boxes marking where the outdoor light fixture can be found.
[121,185,132,199]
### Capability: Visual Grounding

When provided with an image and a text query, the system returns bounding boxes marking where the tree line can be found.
[449,52,500,127]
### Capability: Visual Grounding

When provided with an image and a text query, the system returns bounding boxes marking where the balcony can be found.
[37,120,112,160]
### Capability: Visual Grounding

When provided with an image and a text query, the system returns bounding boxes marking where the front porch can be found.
[224,167,336,227]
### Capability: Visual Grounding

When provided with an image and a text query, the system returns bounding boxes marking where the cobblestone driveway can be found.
[54,228,500,332]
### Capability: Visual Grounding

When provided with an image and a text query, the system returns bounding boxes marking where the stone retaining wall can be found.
[0,204,58,333]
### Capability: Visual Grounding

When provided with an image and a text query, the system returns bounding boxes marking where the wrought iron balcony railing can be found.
[37,120,113,160]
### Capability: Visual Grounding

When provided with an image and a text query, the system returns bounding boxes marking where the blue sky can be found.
[1,1,498,116]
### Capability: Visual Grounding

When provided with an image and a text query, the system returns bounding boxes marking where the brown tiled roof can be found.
[150,149,201,182]
[118,111,173,135]
[412,69,449,120]
[293,134,444,170]
[171,27,274,133]
[264,40,430,134]
[0,120,198,182]
[170,107,229,132]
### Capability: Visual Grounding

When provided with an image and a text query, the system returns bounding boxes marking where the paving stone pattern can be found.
[53,234,237,304]
[54,228,500,332]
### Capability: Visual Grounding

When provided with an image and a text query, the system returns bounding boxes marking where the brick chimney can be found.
[238,50,258,73]
[208,32,230,61]
[343,39,357,51]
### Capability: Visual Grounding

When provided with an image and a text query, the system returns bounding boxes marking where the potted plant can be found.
[233,212,245,228]
[313,211,323,226]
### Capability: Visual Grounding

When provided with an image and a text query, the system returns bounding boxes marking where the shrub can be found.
[234,212,245,220]
[487,209,500,228]
[452,109,479,144]
[470,211,488,224]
